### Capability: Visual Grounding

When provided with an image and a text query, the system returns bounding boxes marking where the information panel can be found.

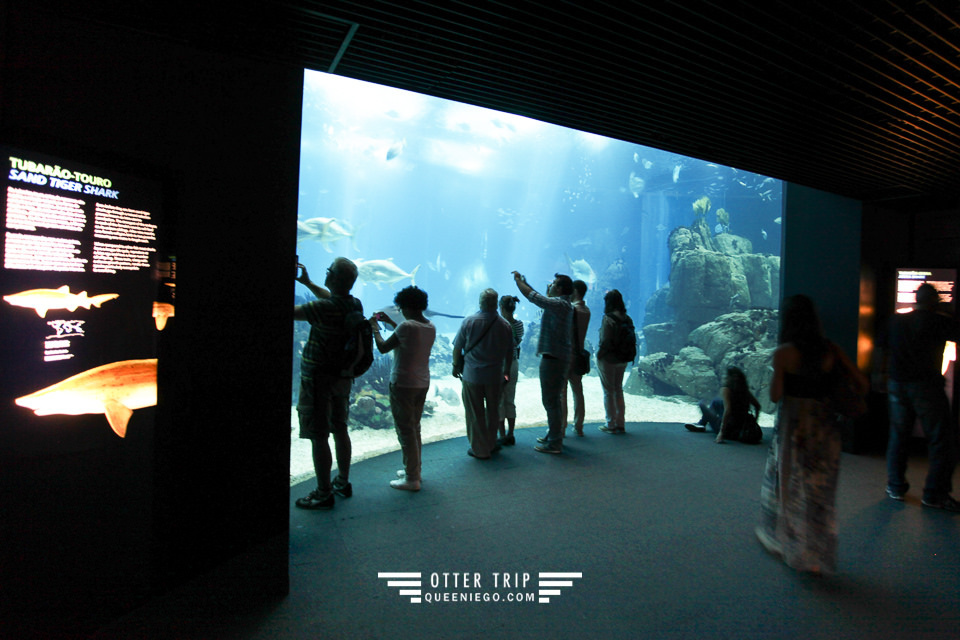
[895,267,955,313]
[0,146,164,453]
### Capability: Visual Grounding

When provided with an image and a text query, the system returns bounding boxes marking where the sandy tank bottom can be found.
[290,371,775,485]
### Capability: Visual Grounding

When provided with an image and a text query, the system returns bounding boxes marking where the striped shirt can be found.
[508,317,524,358]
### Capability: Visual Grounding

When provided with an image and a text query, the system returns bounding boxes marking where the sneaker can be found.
[921,496,960,512]
[599,425,623,434]
[685,423,706,433]
[332,475,352,498]
[536,436,548,444]
[885,486,905,501]
[390,478,421,491]
[397,469,407,478]
[534,444,562,454]
[295,488,334,510]
[497,435,516,446]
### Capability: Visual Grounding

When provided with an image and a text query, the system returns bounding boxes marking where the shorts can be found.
[297,374,352,440]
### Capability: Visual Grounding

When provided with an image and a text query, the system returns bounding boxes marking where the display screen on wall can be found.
[0,146,165,453]
[895,267,955,313]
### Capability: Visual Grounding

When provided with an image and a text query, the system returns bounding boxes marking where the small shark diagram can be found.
[15,359,157,438]
[3,285,119,318]
[152,301,175,330]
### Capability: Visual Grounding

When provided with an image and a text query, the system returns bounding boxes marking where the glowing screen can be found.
[0,146,165,453]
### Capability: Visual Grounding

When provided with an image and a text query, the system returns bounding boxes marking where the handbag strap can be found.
[464,317,496,356]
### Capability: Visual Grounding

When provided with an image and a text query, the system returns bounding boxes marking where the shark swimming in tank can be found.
[15,359,158,438]
[565,254,598,285]
[354,258,420,289]
[297,216,358,253]
[3,286,119,318]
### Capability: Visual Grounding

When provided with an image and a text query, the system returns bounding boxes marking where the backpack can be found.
[608,314,637,363]
[322,298,374,378]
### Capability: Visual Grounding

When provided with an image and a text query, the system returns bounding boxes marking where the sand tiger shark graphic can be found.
[3,285,119,318]
[15,359,157,437]
[152,301,175,330]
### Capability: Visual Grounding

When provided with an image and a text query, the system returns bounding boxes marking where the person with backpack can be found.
[370,286,436,492]
[595,289,636,434]
[293,257,365,510]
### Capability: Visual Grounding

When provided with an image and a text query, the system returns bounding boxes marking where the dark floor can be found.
[98,422,960,640]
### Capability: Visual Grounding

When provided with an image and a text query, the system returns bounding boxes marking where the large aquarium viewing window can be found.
[293,69,783,479]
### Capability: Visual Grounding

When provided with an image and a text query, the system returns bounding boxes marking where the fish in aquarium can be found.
[297,216,358,253]
[355,258,420,289]
[294,69,786,437]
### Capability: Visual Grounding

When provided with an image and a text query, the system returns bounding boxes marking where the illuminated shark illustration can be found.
[15,359,157,438]
[152,302,175,330]
[354,258,420,289]
[3,285,119,318]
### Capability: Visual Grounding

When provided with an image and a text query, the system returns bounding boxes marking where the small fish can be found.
[673,164,681,183]
[628,171,645,198]
[774,217,782,225]
[761,229,768,240]
[3,286,119,318]
[15,359,157,437]
[434,385,460,406]
[385,139,406,161]
[355,258,420,289]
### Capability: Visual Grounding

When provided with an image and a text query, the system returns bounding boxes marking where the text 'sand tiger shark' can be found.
[3,285,119,318]
[14,359,157,437]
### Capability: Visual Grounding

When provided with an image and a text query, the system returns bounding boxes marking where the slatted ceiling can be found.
[28,0,960,208]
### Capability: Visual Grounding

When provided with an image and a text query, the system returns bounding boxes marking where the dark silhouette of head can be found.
[779,294,827,365]
[916,283,940,309]
[551,273,573,297]
[479,288,499,311]
[394,285,428,312]
[604,289,626,314]
[499,295,519,314]
[572,279,588,299]
[326,257,358,294]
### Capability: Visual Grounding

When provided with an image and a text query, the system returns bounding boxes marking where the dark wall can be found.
[781,183,862,358]
[1,8,299,636]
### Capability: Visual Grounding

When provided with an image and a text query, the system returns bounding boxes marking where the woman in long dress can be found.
[756,294,867,574]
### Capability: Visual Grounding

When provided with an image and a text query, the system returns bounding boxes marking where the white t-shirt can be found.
[391,319,436,388]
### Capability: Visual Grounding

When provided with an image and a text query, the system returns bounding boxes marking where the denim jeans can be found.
[540,356,570,448]
[887,379,958,502]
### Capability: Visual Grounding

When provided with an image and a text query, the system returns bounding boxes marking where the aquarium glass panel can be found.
[293,70,782,476]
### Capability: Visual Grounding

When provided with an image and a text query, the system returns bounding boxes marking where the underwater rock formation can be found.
[633,309,779,412]
[634,216,781,413]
